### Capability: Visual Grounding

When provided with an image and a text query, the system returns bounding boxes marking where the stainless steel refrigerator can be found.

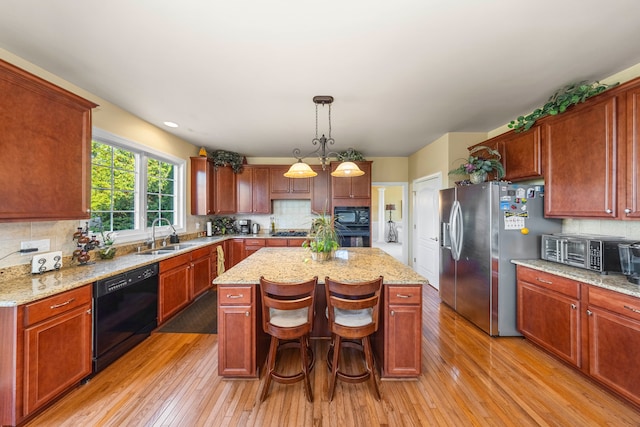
[439,182,561,336]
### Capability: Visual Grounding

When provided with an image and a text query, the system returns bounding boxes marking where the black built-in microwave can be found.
[334,206,370,226]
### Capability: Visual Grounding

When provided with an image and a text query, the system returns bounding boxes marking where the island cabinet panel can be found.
[20,285,92,420]
[330,161,372,207]
[379,285,422,377]
[542,93,621,219]
[229,239,246,267]
[0,59,97,222]
[236,165,271,214]
[218,286,258,377]
[585,285,640,406]
[516,266,581,368]
[269,166,311,199]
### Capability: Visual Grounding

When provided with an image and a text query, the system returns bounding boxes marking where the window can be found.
[90,128,185,242]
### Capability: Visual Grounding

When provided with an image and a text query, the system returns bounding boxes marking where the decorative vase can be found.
[98,246,117,260]
[469,171,487,184]
[311,251,333,262]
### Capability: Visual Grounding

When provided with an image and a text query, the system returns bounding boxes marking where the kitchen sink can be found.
[135,242,200,255]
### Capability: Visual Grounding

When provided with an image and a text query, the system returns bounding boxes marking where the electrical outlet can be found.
[20,239,50,255]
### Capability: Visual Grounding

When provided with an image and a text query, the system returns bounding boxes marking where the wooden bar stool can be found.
[259,276,317,402]
[325,276,383,402]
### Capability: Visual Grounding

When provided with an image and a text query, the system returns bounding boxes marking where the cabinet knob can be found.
[570,303,577,310]
[390,310,395,316]
[605,209,613,214]
[245,311,250,317]
[625,208,632,214]
[586,309,593,316]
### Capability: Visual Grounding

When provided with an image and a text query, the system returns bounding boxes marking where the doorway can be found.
[412,174,441,289]
[371,182,408,264]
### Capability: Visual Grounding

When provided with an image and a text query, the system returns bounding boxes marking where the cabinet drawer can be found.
[244,239,265,247]
[160,252,192,272]
[219,286,253,305]
[191,246,211,260]
[387,286,421,305]
[24,285,91,326]
[588,286,640,322]
[517,266,580,298]
[288,238,307,247]
[266,239,288,247]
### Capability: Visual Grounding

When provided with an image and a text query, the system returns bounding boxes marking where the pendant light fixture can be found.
[284,96,364,178]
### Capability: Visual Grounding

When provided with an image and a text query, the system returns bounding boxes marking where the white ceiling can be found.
[2,1,640,158]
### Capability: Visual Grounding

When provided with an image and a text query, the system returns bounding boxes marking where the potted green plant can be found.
[304,212,339,261]
[449,145,505,184]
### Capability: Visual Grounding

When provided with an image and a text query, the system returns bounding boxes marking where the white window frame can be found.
[91,128,186,244]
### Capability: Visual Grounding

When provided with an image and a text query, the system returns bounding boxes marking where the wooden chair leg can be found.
[300,335,313,402]
[260,336,279,402]
[363,336,381,401]
[328,335,341,402]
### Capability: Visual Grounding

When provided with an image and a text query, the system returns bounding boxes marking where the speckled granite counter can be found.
[512,259,640,299]
[213,247,428,285]
[0,236,228,307]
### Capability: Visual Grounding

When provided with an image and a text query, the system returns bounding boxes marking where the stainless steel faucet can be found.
[149,217,177,249]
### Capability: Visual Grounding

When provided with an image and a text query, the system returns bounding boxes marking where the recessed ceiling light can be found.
[163,121,179,128]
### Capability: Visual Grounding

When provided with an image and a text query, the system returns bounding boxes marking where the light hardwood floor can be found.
[25,285,640,426]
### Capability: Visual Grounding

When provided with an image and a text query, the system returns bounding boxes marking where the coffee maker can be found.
[618,242,640,284]
[237,219,251,234]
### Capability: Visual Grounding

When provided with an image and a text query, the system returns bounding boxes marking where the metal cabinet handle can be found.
[86,309,92,315]
[586,309,593,316]
[536,277,553,285]
[624,305,640,314]
[50,298,75,309]
[396,294,412,299]
[245,311,250,317]
[570,304,577,310]
[226,294,244,299]
[391,310,395,316]
[625,208,632,214]
[605,209,613,214]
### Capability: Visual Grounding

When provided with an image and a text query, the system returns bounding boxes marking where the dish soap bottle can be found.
[270,216,276,234]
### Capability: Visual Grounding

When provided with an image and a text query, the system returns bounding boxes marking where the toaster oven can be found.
[540,233,632,274]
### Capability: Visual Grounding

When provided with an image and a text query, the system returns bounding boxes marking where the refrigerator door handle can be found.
[451,200,463,261]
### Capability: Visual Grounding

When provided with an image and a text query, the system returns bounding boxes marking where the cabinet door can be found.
[349,162,372,198]
[517,281,581,367]
[191,253,212,298]
[218,286,255,377]
[252,167,271,213]
[311,166,331,213]
[543,95,620,218]
[498,126,542,181]
[235,167,253,213]
[23,304,92,415]
[158,263,191,324]
[331,161,372,205]
[623,83,640,218]
[229,239,245,267]
[214,166,236,214]
[190,157,215,215]
[587,306,640,406]
[269,166,310,198]
[385,304,421,377]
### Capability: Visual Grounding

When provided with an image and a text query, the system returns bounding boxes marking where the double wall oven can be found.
[334,206,371,247]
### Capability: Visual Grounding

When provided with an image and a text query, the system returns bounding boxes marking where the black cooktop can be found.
[271,231,308,237]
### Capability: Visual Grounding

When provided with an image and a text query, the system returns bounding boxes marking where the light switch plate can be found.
[31,251,63,274]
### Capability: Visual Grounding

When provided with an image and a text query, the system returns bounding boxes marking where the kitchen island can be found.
[213,247,427,379]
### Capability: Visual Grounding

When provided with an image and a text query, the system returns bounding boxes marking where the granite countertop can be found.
[512,259,640,299]
[213,247,428,285]
[0,235,228,307]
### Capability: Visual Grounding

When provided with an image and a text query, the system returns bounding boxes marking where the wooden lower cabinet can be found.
[191,247,213,298]
[379,285,422,377]
[516,267,581,368]
[586,286,640,407]
[217,286,259,377]
[0,285,92,426]
[517,265,640,407]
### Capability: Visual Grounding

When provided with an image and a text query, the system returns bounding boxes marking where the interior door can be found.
[413,175,441,290]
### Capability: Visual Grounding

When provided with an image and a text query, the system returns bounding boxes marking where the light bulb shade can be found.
[284,161,317,178]
[386,204,396,211]
[330,161,365,177]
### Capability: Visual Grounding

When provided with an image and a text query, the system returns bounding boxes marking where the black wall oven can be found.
[93,263,159,374]
[334,206,371,247]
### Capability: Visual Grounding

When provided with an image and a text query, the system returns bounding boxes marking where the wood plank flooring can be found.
[24,285,640,426]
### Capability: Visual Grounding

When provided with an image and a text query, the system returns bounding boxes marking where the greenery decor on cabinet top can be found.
[508,80,619,132]
[207,149,244,173]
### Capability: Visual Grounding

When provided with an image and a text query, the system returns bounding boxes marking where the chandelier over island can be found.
[284,96,365,179]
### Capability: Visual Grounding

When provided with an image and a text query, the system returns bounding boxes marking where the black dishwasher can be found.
[93,263,159,374]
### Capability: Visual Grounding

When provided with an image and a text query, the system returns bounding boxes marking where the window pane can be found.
[114,169,135,191]
[161,179,174,195]
[160,195,174,211]
[147,175,160,194]
[113,212,135,231]
[113,148,135,171]
[162,212,174,224]
[114,190,135,211]
[92,165,113,190]
[91,141,112,166]
[147,194,160,211]
[147,211,160,227]
[91,189,113,211]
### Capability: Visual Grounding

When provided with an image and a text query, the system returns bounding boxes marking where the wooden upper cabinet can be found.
[311,165,331,213]
[331,161,372,207]
[269,166,311,199]
[543,92,621,218]
[0,59,97,222]
[621,81,640,219]
[236,166,270,214]
[190,157,236,215]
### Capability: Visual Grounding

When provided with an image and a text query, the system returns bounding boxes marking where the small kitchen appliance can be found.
[541,233,632,274]
[618,242,640,284]
[238,219,251,234]
[252,223,260,234]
